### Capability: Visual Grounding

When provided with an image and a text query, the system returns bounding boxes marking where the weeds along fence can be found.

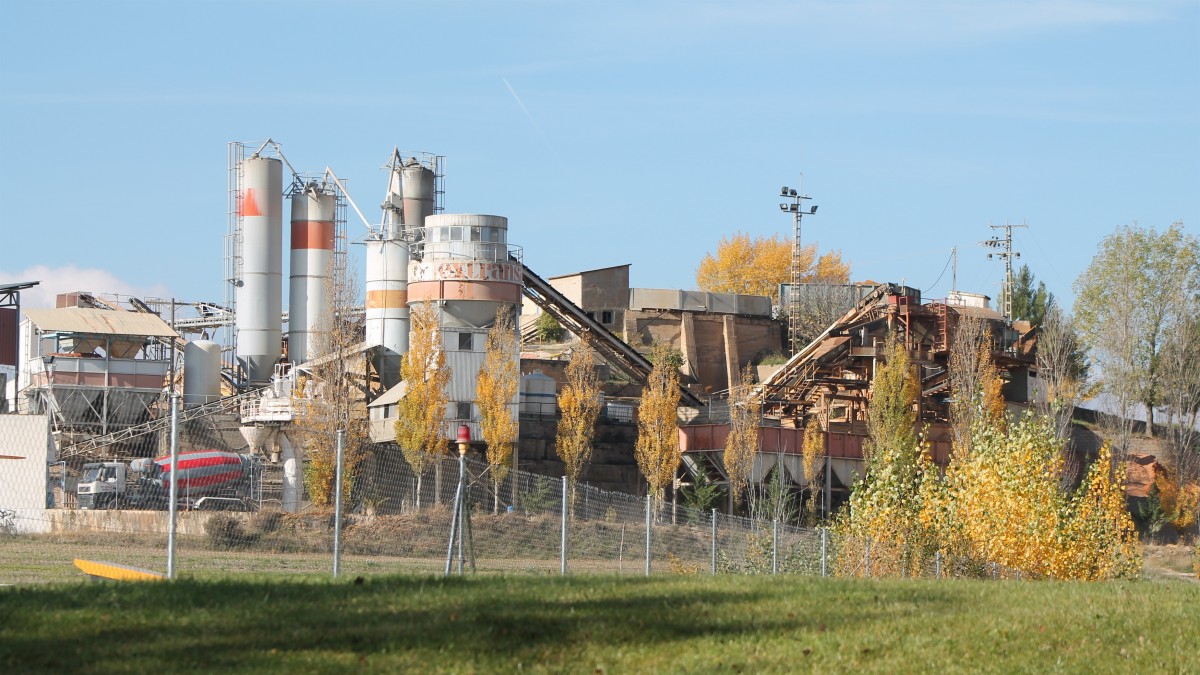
[1,419,1021,584]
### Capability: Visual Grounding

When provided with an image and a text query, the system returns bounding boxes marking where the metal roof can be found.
[368,380,408,408]
[23,307,178,338]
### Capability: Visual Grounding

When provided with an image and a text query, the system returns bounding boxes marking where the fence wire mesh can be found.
[0,420,1030,584]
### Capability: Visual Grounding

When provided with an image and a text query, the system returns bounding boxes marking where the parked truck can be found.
[77,450,260,511]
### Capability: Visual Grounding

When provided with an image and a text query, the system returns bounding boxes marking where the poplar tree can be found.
[636,343,682,506]
[394,303,450,510]
[555,344,602,505]
[477,308,519,513]
[723,366,760,510]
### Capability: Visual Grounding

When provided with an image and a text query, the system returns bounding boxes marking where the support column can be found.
[277,431,301,513]
[679,313,699,382]
[722,315,740,390]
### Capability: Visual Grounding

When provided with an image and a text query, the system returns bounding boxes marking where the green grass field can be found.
[2,574,1197,673]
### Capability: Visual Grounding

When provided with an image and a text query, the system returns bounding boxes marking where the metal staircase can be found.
[520,263,703,408]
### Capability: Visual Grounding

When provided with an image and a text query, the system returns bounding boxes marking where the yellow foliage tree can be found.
[695,232,850,303]
[636,343,682,505]
[555,344,602,502]
[723,366,760,510]
[394,303,450,510]
[837,334,933,575]
[801,415,825,523]
[1061,443,1142,580]
[476,308,519,514]
[293,259,370,509]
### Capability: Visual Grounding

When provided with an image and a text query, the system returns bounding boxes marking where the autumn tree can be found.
[838,334,933,576]
[394,302,450,510]
[636,343,682,507]
[476,307,519,514]
[1158,277,1200,486]
[801,415,825,524]
[293,259,370,509]
[696,232,850,304]
[723,365,760,511]
[555,344,602,505]
[948,316,1005,455]
[1035,304,1089,480]
[1074,222,1199,444]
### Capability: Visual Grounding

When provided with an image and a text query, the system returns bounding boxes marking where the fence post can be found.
[772,519,779,575]
[333,429,345,579]
[644,492,652,577]
[935,550,941,579]
[560,475,568,576]
[166,393,180,580]
[711,508,717,576]
[820,527,827,578]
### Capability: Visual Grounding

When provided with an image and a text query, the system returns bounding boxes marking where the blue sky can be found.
[1,0,1197,313]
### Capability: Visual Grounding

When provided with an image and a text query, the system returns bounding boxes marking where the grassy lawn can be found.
[2,575,1197,673]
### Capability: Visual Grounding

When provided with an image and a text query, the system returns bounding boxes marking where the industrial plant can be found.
[0,138,1052,530]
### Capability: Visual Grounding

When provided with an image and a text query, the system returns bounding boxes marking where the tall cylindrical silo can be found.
[408,213,522,440]
[401,162,436,230]
[288,185,336,365]
[183,339,222,407]
[236,155,283,385]
[365,165,409,390]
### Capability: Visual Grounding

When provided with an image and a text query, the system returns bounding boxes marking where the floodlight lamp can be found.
[1015,252,1021,258]
[987,253,993,260]
[781,187,789,196]
[789,189,798,197]
[780,204,788,211]
[810,205,818,214]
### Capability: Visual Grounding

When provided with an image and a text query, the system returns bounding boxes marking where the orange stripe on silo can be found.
[240,188,262,217]
[290,221,335,250]
[366,290,408,309]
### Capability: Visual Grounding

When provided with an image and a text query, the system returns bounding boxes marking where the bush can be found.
[535,313,566,343]
[205,515,255,550]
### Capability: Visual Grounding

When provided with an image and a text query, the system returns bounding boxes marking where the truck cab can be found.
[77,462,127,509]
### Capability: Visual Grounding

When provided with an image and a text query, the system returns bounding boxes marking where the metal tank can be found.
[365,156,438,390]
[236,155,283,385]
[183,339,222,407]
[408,213,523,439]
[288,183,336,365]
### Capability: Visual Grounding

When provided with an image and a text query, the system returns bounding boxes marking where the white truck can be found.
[77,450,260,511]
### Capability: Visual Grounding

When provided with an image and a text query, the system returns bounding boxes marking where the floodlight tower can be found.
[980,221,1028,321]
[779,182,818,355]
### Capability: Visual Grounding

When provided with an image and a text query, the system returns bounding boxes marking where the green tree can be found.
[723,366,760,511]
[1074,222,1199,442]
[394,303,450,510]
[1010,264,1054,326]
[534,312,566,343]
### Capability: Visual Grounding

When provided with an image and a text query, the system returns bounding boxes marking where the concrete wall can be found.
[624,309,783,391]
[44,508,217,536]
[518,417,645,495]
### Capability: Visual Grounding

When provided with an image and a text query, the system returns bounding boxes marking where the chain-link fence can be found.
[1,417,1025,584]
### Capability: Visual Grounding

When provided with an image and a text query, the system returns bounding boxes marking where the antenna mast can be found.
[980,221,1028,320]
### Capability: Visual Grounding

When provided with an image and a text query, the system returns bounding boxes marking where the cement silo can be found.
[288,182,336,365]
[183,339,222,407]
[408,213,522,438]
[236,155,283,385]
[366,156,438,390]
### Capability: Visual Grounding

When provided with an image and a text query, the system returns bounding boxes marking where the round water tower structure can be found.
[408,213,522,437]
[236,155,283,385]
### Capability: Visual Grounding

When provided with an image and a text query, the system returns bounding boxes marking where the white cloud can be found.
[0,266,172,310]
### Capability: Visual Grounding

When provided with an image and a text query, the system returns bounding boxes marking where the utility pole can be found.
[980,221,1027,320]
[778,181,818,355]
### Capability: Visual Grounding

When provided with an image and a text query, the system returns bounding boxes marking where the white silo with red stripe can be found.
[288,183,336,364]
[236,155,283,385]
